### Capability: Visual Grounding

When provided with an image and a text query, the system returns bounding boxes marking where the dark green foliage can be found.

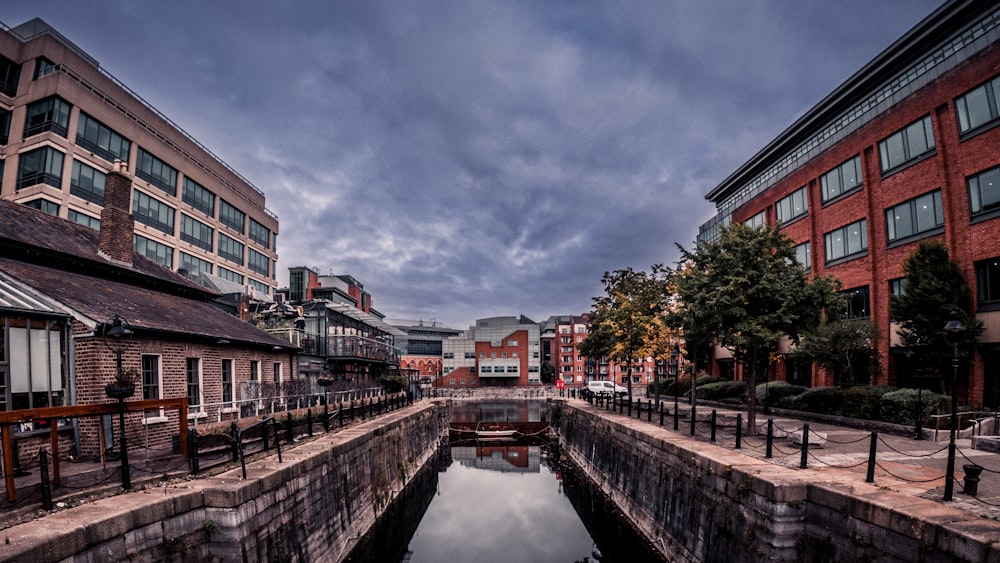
[378,375,409,393]
[754,381,806,408]
[841,385,895,420]
[890,240,983,381]
[697,380,747,401]
[784,386,896,419]
[794,319,881,386]
[695,374,715,387]
[880,388,949,426]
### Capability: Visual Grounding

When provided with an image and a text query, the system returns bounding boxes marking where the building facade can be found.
[0,18,279,296]
[441,316,541,387]
[697,0,1000,407]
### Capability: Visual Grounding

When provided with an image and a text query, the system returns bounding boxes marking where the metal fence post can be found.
[710,410,717,442]
[866,431,878,483]
[799,423,810,469]
[735,414,742,449]
[766,418,774,459]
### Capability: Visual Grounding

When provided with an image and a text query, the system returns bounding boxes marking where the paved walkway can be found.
[576,396,1000,520]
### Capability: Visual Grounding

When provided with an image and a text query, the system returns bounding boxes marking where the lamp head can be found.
[943,307,965,333]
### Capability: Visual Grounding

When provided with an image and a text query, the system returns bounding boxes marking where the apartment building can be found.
[698,0,1000,407]
[0,18,278,295]
[441,316,541,387]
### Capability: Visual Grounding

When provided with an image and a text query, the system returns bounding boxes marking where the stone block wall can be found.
[554,402,1000,562]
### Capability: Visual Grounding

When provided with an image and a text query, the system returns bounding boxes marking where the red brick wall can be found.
[727,43,1000,403]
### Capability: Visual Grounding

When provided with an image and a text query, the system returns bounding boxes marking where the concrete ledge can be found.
[789,429,826,447]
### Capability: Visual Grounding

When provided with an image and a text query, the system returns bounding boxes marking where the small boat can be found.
[476,429,520,438]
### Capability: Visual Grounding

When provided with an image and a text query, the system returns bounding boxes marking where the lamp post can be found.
[942,307,965,502]
[655,358,665,410]
[103,313,133,490]
[669,344,679,431]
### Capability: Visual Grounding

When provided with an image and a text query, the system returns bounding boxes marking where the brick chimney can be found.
[98,159,134,266]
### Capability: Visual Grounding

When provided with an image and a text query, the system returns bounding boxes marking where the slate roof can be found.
[0,201,294,349]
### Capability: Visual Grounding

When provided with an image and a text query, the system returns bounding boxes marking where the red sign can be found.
[556,379,565,389]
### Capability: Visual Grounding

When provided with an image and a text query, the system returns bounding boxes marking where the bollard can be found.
[230,422,240,462]
[766,419,774,459]
[710,410,717,442]
[673,403,679,431]
[307,409,314,437]
[736,414,742,449]
[866,431,878,483]
[262,418,270,450]
[627,398,632,417]
[800,423,810,469]
[323,402,330,432]
[189,431,200,475]
[340,402,345,427]
[39,448,52,511]
[285,412,293,444]
[659,402,664,426]
[273,419,283,463]
[963,464,983,497]
[647,400,652,422]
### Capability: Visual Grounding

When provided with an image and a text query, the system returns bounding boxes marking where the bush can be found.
[378,375,409,393]
[695,374,716,387]
[842,385,895,420]
[785,387,843,415]
[880,388,949,426]
[754,381,806,408]
[697,380,746,401]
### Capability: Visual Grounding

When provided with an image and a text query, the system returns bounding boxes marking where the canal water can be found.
[345,401,667,563]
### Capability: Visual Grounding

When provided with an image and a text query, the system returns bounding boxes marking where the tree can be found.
[585,266,671,401]
[890,240,983,397]
[540,361,555,384]
[672,223,839,433]
[794,316,881,387]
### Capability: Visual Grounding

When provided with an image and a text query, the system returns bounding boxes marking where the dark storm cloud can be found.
[1,0,943,327]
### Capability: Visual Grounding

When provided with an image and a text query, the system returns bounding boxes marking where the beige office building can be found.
[0,18,278,294]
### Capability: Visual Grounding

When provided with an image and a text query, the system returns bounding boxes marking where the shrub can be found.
[695,374,716,387]
[785,387,843,415]
[378,375,409,393]
[880,388,949,426]
[841,385,895,420]
[697,380,746,401]
[754,381,806,408]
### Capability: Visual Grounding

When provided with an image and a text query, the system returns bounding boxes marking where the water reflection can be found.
[346,402,666,563]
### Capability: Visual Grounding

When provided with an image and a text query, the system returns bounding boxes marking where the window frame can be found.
[877,115,936,175]
[820,155,863,204]
[219,199,246,234]
[132,190,176,235]
[885,189,944,246]
[23,96,71,138]
[824,219,868,265]
[135,147,178,196]
[186,358,202,409]
[180,213,214,251]
[968,165,1000,220]
[776,186,808,225]
[133,234,174,269]
[955,74,1000,137]
[182,177,215,217]
[76,111,131,164]
[70,159,106,206]
[16,146,64,190]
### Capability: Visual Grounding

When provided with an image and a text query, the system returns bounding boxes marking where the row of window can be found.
[7,94,273,250]
[140,355,282,409]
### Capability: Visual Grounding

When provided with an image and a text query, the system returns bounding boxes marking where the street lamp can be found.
[669,344,679,431]
[103,313,133,490]
[942,307,965,501]
[655,358,665,411]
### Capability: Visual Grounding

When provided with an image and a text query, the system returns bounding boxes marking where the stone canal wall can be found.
[554,401,1000,562]
[0,402,448,562]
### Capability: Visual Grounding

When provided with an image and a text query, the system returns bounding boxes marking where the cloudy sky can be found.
[2,1,942,328]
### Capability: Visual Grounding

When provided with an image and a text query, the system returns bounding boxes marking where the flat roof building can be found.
[0,18,278,296]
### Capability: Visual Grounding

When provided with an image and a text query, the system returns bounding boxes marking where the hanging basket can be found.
[317,377,334,388]
[105,383,136,399]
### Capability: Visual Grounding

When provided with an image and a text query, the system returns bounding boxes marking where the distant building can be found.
[0,18,279,296]
[697,1,1000,407]
[389,319,462,378]
[441,316,541,387]
[544,313,657,389]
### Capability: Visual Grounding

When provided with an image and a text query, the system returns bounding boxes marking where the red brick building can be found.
[441,316,542,388]
[0,165,297,458]
[699,1,1000,407]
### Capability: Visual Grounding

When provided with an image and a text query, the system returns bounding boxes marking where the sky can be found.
[1,1,944,329]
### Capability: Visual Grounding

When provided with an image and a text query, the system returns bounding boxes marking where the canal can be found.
[345,400,667,562]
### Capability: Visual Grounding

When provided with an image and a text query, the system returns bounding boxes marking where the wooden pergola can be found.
[0,398,189,502]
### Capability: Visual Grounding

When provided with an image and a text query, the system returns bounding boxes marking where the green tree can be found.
[672,223,839,433]
[890,240,983,396]
[586,266,671,401]
[794,316,881,387]
[540,360,555,384]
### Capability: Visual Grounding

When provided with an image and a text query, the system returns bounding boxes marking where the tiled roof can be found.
[0,201,293,349]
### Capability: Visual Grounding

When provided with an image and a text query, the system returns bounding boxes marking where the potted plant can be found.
[106,367,139,399]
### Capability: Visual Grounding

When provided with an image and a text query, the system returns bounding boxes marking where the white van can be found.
[584,380,628,398]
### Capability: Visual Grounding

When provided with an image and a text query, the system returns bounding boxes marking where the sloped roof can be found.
[0,201,293,349]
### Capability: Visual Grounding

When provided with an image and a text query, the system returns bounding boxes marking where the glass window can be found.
[890,278,907,297]
[222,359,234,405]
[273,362,282,384]
[744,210,766,228]
[133,234,174,268]
[218,232,244,265]
[33,57,58,79]
[824,219,867,263]
[16,146,64,190]
[186,358,201,407]
[248,279,269,294]
[250,360,260,382]
[0,54,21,97]
[968,165,1000,216]
[180,214,213,251]
[135,147,178,196]
[70,160,106,205]
[133,190,175,235]
[878,116,935,173]
[776,186,808,224]
[23,198,59,216]
[76,112,131,164]
[248,248,269,277]
[249,218,270,248]
[977,258,1000,306]
[8,323,64,413]
[141,355,160,401]
[820,155,862,203]
[839,286,870,319]
[219,199,245,234]
[218,266,244,284]
[179,251,212,276]
[182,177,215,216]
[956,75,1000,134]
[23,96,71,138]
[793,241,811,271]
[68,209,100,230]
[0,107,11,145]
[885,190,944,242]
